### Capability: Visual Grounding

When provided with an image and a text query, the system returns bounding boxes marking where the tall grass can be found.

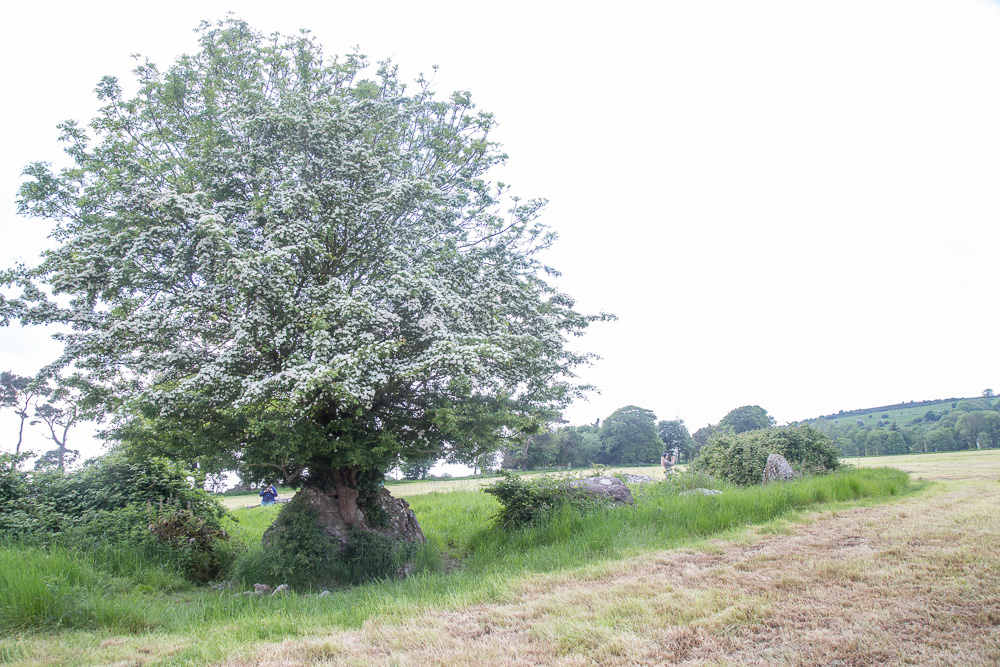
[0,546,155,632]
[453,466,912,574]
[0,467,912,641]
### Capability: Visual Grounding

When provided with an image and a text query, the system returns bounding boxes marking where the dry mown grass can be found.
[222,458,1000,666]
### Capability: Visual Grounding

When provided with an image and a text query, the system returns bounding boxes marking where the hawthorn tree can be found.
[3,19,603,544]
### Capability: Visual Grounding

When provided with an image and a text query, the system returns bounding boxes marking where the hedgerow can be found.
[690,425,840,486]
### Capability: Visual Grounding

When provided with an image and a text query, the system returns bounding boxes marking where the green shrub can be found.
[230,499,416,589]
[483,472,599,529]
[148,507,231,582]
[0,453,234,583]
[690,425,840,486]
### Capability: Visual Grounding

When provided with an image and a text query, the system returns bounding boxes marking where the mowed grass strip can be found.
[0,467,913,666]
[847,447,1000,481]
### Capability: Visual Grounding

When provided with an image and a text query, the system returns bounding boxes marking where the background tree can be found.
[865,429,886,456]
[1,372,45,457]
[31,381,83,472]
[884,430,907,455]
[3,19,603,551]
[692,425,716,449]
[400,454,436,481]
[718,405,775,434]
[573,426,603,467]
[598,406,661,465]
[983,388,994,398]
[980,411,1000,449]
[956,411,987,450]
[657,419,697,462]
[925,426,957,452]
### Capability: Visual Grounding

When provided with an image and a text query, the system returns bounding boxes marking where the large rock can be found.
[263,485,425,550]
[369,486,425,543]
[567,476,634,504]
[762,453,798,484]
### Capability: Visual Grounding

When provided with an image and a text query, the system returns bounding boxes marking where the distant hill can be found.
[801,396,990,429]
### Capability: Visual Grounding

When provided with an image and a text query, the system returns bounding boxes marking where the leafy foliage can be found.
[657,419,697,462]
[0,452,232,581]
[234,500,412,587]
[4,18,605,495]
[806,395,1000,456]
[718,405,775,434]
[483,472,597,529]
[147,508,230,582]
[598,406,662,465]
[690,425,840,486]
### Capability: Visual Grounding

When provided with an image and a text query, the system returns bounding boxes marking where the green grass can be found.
[0,467,916,664]
[845,447,1000,481]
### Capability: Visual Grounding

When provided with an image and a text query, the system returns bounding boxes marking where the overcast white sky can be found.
[2,0,999,462]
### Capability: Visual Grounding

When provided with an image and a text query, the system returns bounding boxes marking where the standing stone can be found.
[762,453,798,484]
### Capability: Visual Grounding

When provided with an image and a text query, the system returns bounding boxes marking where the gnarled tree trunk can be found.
[263,466,425,552]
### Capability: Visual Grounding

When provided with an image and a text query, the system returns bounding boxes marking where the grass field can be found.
[0,462,920,665]
[848,447,1000,481]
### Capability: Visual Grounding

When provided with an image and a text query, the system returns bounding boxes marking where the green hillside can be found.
[803,397,989,430]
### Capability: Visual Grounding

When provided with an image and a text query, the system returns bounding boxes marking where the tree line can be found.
[498,405,696,471]
[486,404,777,474]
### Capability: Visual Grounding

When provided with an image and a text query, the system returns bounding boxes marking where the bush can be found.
[690,425,841,486]
[148,507,231,582]
[230,499,415,589]
[0,453,233,582]
[483,472,599,529]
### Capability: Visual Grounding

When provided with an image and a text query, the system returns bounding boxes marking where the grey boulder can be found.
[567,476,634,504]
[762,453,798,484]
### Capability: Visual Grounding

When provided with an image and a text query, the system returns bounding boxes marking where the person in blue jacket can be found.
[259,483,278,506]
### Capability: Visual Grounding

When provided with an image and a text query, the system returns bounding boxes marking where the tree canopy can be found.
[2,19,603,526]
[657,419,697,462]
[718,405,775,434]
[598,405,661,465]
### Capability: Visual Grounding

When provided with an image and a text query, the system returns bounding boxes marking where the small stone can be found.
[270,584,290,596]
[318,590,331,597]
[679,488,722,496]
[623,474,657,485]
[397,564,416,579]
[253,583,272,595]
